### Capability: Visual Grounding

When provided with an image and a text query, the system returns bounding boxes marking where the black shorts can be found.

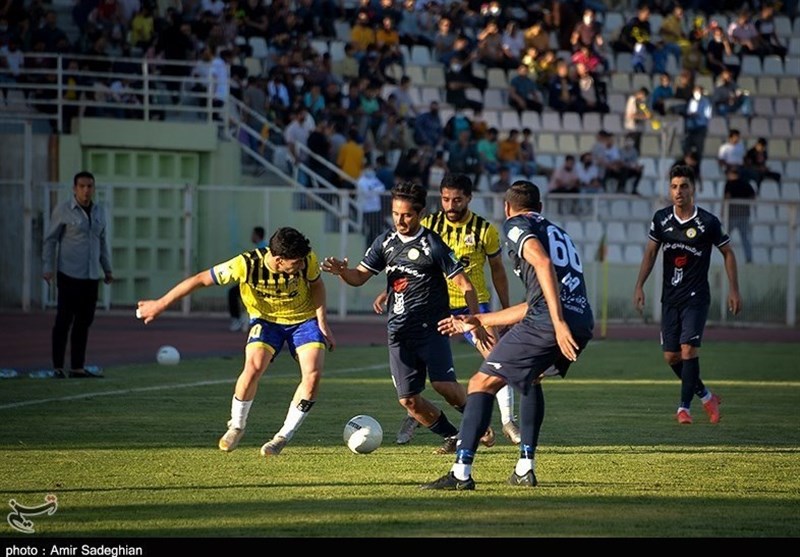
[478,320,591,396]
[660,303,709,353]
[388,332,457,399]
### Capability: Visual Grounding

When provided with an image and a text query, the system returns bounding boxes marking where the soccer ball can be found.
[156,345,180,365]
[343,415,383,454]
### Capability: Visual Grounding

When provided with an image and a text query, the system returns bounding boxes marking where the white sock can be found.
[276,405,309,441]
[515,458,534,476]
[230,397,253,430]
[452,463,472,481]
[496,385,515,425]
[701,391,713,404]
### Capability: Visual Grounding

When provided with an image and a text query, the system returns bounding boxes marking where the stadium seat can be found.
[602,113,623,134]
[410,45,432,66]
[615,52,633,74]
[752,246,770,265]
[771,247,788,265]
[762,56,784,76]
[563,112,582,132]
[557,133,578,154]
[404,64,425,85]
[487,68,509,89]
[483,89,506,110]
[607,220,627,241]
[311,39,329,55]
[334,20,351,41]
[769,139,790,160]
[631,200,651,218]
[728,116,750,137]
[542,112,561,132]
[753,97,774,117]
[601,11,625,38]
[790,37,800,56]
[607,93,626,114]
[577,133,595,153]
[775,15,792,37]
[606,244,624,263]
[249,37,268,59]
[640,135,660,157]
[631,73,652,91]
[582,112,602,133]
[760,182,781,201]
[627,221,648,241]
[772,224,789,242]
[774,96,797,117]
[329,40,346,62]
[585,221,603,242]
[481,109,500,129]
[740,55,762,76]
[623,244,644,264]
[782,183,800,202]
[243,57,263,79]
[521,111,541,131]
[785,56,800,77]
[771,118,792,138]
[775,82,800,105]
[565,221,584,242]
[699,160,722,183]
[420,87,442,105]
[752,224,773,245]
[737,76,757,94]
[750,117,771,137]
[708,117,728,137]
[425,66,446,88]
[465,87,484,106]
[537,133,558,154]
[755,203,778,223]
[610,73,630,93]
[757,77,779,97]
[499,110,521,131]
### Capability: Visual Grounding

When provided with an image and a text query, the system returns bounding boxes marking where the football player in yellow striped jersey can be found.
[137,227,335,458]
[375,173,521,445]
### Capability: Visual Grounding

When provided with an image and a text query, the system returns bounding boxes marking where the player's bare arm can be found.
[450,271,494,352]
[487,253,510,309]
[321,256,372,286]
[437,302,527,336]
[311,278,336,351]
[372,290,388,314]
[718,243,743,315]
[137,270,214,324]
[521,236,579,362]
[633,239,660,314]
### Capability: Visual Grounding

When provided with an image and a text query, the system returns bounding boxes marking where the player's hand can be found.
[438,314,479,336]
[633,286,645,315]
[728,289,742,316]
[555,320,579,362]
[320,324,336,352]
[472,325,495,353]
[321,256,349,276]
[372,291,388,314]
[136,300,163,325]
[43,272,53,284]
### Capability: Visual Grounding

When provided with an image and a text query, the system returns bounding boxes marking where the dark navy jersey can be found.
[361,227,464,339]
[648,205,730,307]
[503,212,594,337]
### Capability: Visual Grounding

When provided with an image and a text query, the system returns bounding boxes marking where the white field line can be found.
[1,353,798,410]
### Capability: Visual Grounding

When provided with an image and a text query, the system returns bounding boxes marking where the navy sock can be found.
[519,384,544,460]
[671,361,706,398]
[457,392,495,457]
[428,410,459,438]
[680,358,700,409]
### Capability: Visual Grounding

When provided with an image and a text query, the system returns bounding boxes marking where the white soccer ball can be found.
[156,345,180,365]
[343,415,383,454]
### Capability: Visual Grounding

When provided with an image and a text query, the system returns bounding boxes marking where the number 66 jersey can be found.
[504,212,594,338]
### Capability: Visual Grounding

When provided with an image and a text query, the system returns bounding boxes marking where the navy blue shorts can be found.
[389,332,457,399]
[246,317,327,360]
[478,319,591,395]
[660,303,709,353]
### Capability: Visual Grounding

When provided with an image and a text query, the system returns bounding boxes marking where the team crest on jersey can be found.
[408,248,420,260]
[464,233,475,246]
[686,228,697,239]
[507,226,523,242]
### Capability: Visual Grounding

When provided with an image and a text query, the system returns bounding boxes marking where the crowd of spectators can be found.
[0,0,795,205]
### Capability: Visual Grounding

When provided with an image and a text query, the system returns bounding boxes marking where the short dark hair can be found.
[669,164,696,188]
[505,180,542,212]
[73,171,95,185]
[253,226,266,240]
[440,173,473,196]
[391,181,427,215]
[268,227,311,260]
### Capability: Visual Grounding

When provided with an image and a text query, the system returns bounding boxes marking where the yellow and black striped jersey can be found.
[422,210,501,309]
[211,248,320,325]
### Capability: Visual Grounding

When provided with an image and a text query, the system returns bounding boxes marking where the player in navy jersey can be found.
[421,180,594,490]
[322,181,494,454]
[633,164,742,425]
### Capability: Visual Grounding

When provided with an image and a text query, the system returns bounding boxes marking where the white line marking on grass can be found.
[2,354,798,410]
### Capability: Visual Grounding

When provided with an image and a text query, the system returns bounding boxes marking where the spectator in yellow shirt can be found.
[351,11,377,56]
[336,127,365,184]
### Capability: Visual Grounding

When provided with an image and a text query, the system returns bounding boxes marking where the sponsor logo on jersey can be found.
[686,228,697,238]
[408,248,420,260]
[507,226,523,242]
[464,233,475,246]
